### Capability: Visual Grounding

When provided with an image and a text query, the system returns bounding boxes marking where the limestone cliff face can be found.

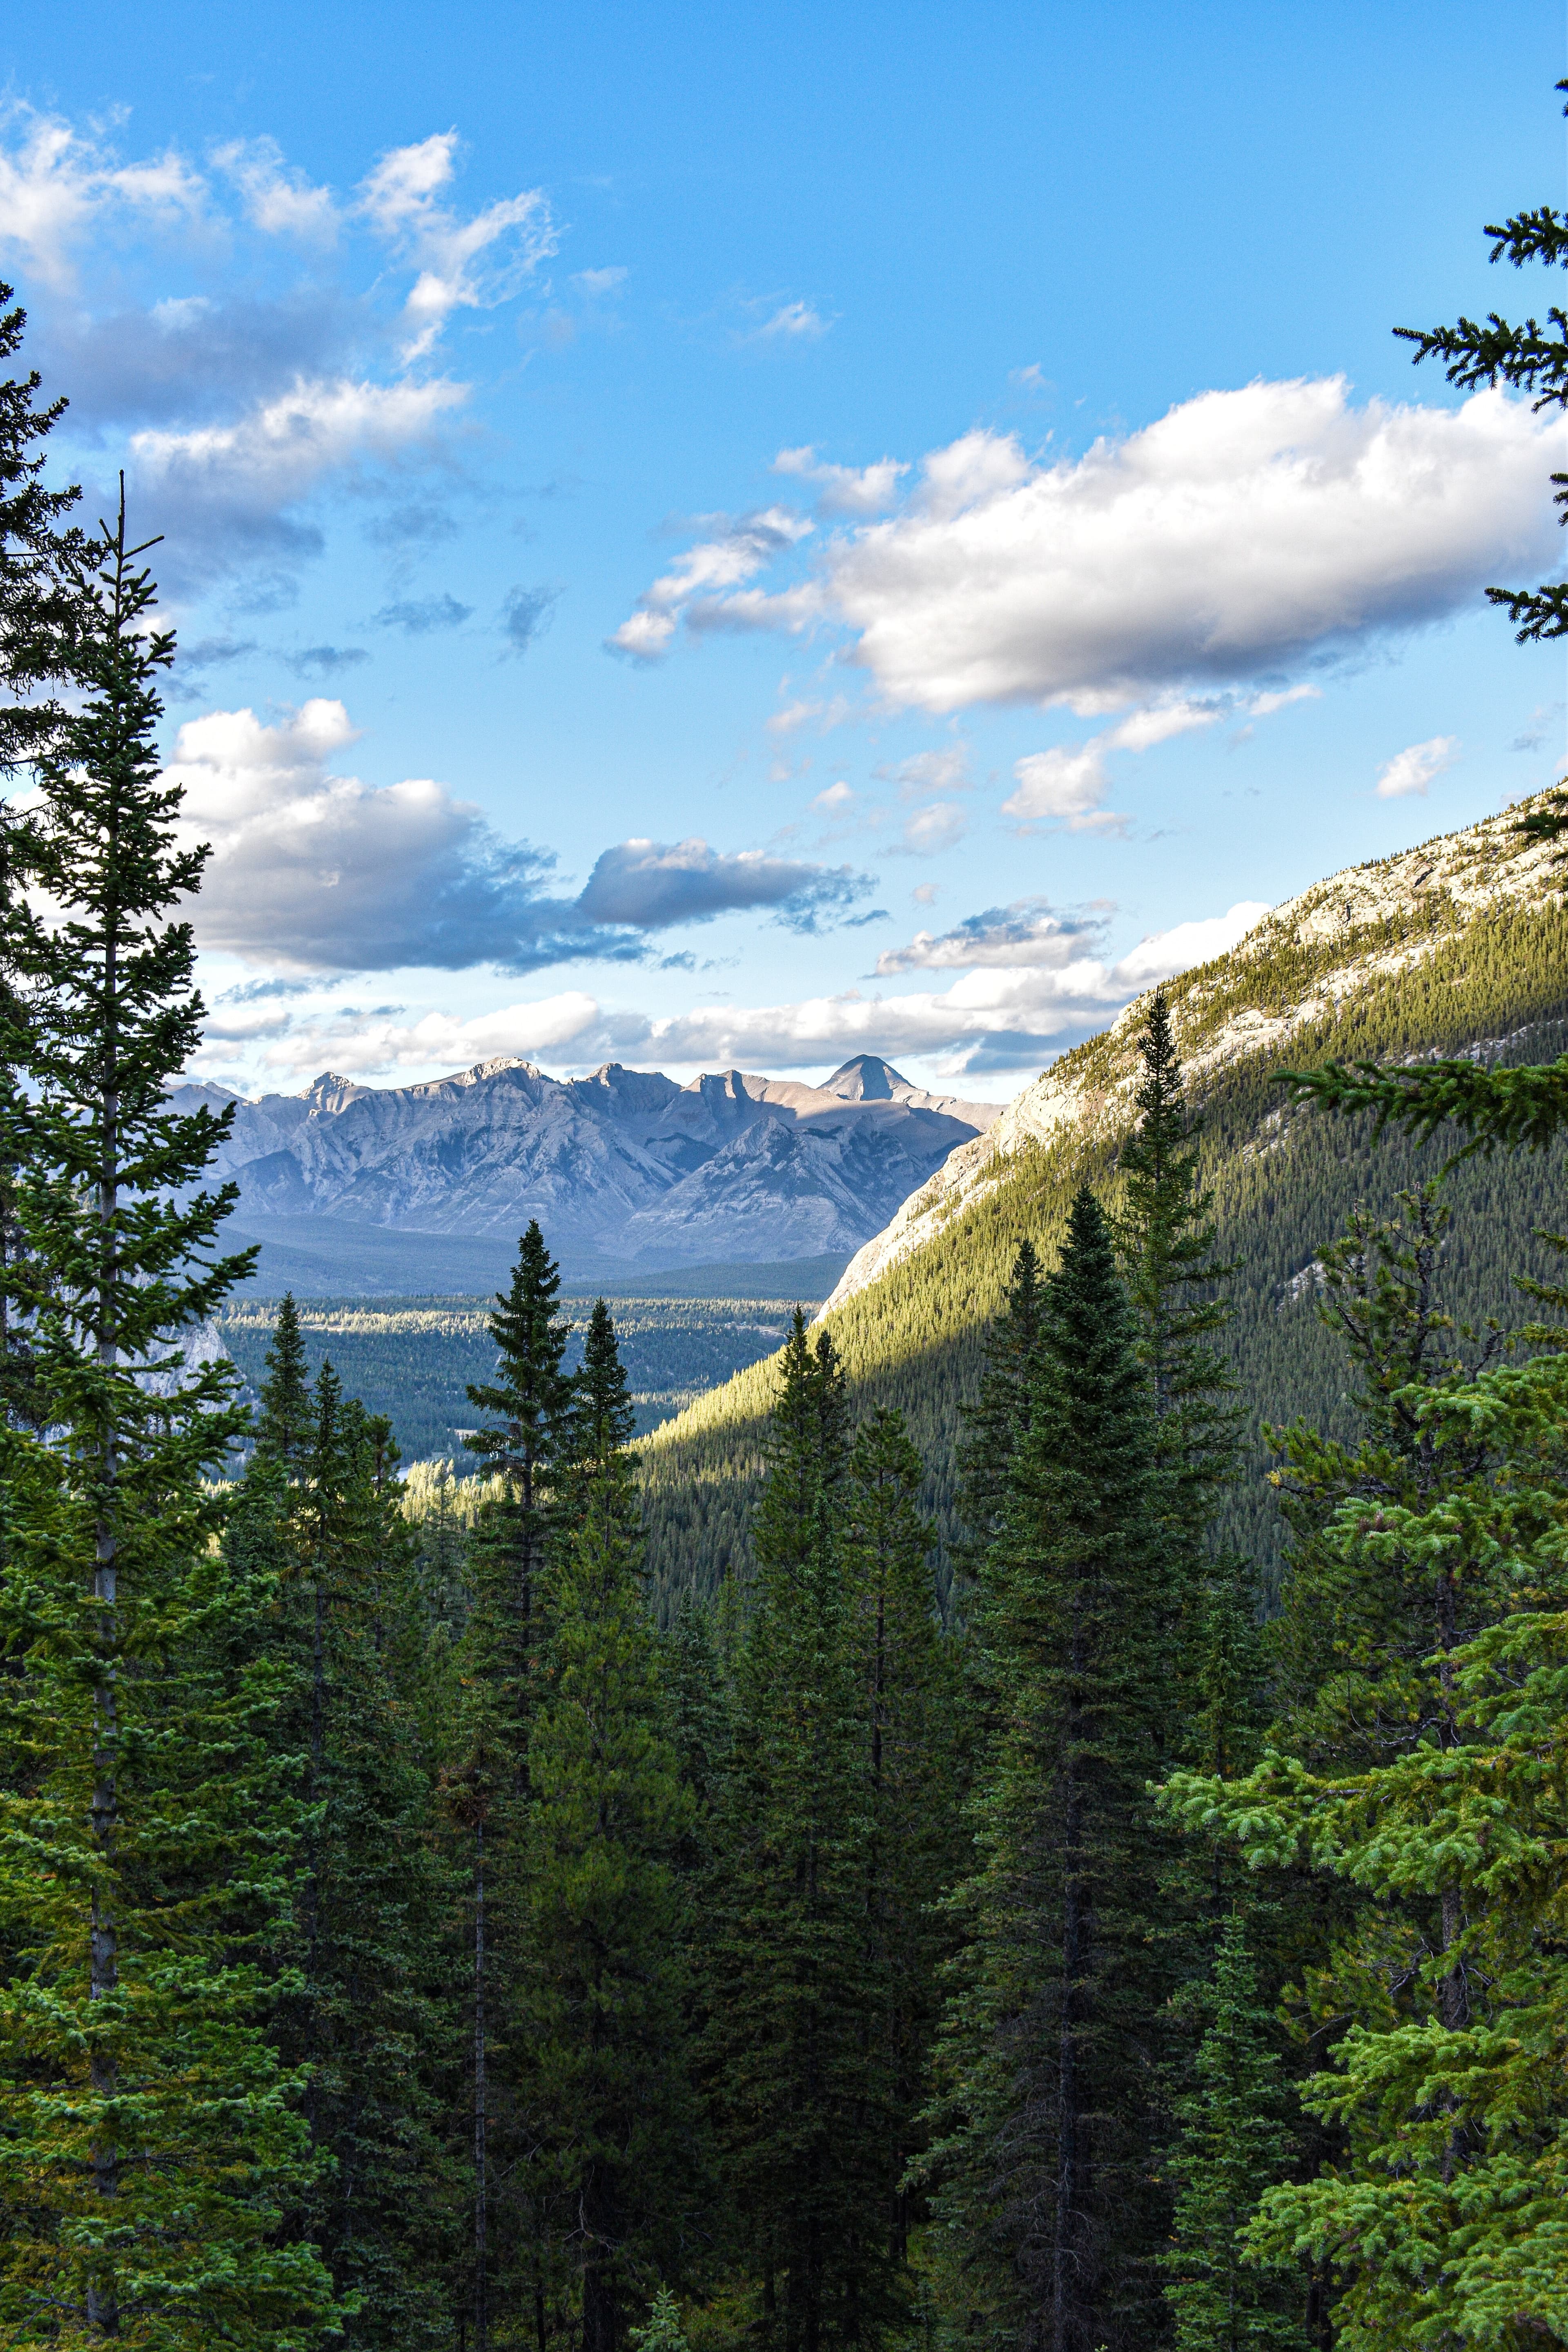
[820,797,1564,1319]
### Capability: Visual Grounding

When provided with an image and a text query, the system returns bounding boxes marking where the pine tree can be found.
[1160,1915,1307,2352]
[0,497,334,2340]
[514,1302,704,2352]
[926,1187,1170,2352]
[705,1314,903,2351]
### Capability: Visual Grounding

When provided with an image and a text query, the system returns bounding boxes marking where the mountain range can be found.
[639,791,1568,1612]
[172,1054,1000,1289]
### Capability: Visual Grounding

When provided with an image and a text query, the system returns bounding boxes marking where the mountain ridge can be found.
[638,791,1568,1612]
[172,1054,1002,1274]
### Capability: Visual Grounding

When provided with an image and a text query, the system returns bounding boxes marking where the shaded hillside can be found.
[640,797,1568,1619]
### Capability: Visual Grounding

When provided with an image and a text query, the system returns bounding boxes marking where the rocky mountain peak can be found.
[822,1055,909,1102]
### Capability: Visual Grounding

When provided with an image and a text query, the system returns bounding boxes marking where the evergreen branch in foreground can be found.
[1277,1055,1568,1158]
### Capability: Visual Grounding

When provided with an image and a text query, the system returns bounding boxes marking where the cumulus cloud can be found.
[228,895,1270,1085]
[574,839,873,933]
[247,991,608,1077]
[1003,744,1123,832]
[171,699,874,973]
[356,131,557,359]
[875,900,1107,975]
[615,380,1564,711]
[773,445,906,516]
[130,374,468,579]
[607,508,813,659]
[1374,734,1461,798]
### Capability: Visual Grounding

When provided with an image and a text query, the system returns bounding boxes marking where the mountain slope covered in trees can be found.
[641,793,1568,1612]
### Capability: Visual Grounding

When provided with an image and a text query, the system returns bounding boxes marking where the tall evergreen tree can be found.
[926,1188,1169,2352]
[455,1226,574,2345]
[260,1367,456,2346]
[1159,1915,1307,2352]
[705,1314,903,2352]
[465,1219,572,1722]
[0,499,334,2340]
[843,1406,964,2264]
[0,283,89,771]
[956,1236,1043,1587]
[514,1302,704,2352]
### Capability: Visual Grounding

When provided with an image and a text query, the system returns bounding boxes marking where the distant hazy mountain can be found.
[170,1054,1000,1276]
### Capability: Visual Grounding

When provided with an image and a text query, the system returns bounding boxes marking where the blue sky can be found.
[6,0,1566,1098]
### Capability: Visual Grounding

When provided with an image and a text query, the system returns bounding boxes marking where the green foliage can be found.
[925,1189,1172,2352]
[0,508,332,2342]
[704,1315,905,2350]
[1395,75,1568,642]
[1160,1915,1307,2352]
[514,1302,705,2352]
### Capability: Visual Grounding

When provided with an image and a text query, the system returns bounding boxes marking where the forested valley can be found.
[3,116,1568,2352]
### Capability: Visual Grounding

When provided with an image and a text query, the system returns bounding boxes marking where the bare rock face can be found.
[169,1056,1001,1268]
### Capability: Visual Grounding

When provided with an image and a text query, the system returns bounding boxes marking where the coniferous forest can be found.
[2,117,1568,2352]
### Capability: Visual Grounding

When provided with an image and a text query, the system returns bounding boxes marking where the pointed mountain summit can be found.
[822,1054,905,1101]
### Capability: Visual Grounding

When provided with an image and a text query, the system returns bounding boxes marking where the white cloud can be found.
[813,781,855,814]
[1003,743,1124,832]
[236,895,1271,1085]
[171,700,873,973]
[131,374,468,564]
[758,301,830,341]
[1105,698,1223,751]
[875,900,1107,975]
[1374,734,1461,798]
[773,445,906,516]
[169,698,557,971]
[212,138,338,240]
[357,131,557,358]
[615,380,1564,712]
[899,800,967,854]
[253,992,605,1076]
[608,508,813,659]
[0,108,206,286]
[572,266,627,295]
[882,744,972,797]
[1109,902,1269,987]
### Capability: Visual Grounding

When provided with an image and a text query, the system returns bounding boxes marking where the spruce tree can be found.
[956,1236,1043,1586]
[705,1314,903,2350]
[0,498,334,2339]
[514,1302,704,2352]
[255,1290,313,1470]
[261,1368,456,2348]
[0,282,89,770]
[465,1220,572,1718]
[843,1405,964,2262]
[926,1188,1169,2352]
[1159,1915,1306,2352]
